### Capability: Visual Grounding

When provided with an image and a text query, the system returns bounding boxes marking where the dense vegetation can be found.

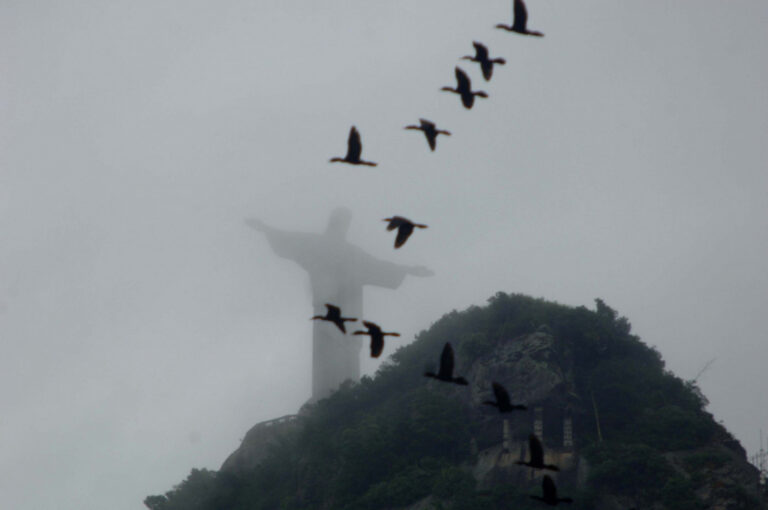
[145,293,756,510]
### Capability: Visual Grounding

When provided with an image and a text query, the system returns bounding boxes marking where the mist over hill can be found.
[145,293,767,510]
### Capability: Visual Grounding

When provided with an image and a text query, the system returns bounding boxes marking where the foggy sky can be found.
[1,1,767,508]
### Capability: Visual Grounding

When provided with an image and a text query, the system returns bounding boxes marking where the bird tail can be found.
[453,377,469,385]
[544,464,561,472]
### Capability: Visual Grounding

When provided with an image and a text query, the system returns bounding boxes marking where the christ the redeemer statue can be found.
[245,207,433,402]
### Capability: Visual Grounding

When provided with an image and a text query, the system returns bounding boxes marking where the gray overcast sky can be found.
[1,1,767,508]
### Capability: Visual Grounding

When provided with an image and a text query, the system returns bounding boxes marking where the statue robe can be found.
[261,228,409,401]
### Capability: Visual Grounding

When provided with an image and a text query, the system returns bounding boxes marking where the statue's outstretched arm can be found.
[244,217,271,233]
[405,265,435,277]
[356,249,434,289]
[244,217,315,267]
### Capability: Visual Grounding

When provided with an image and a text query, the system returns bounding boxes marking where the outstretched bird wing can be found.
[438,342,455,379]
[346,126,362,161]
[419,119,436,131]
[529,434,544,466]
[513,0,529,31]
[394,223,414,248]
[426,132,437,151]
[385,216,409,231]
[542,475,557,501]
[473,41,489,61]
[492,382,512,408]
[370,334,384,358]
[455,67,471,92]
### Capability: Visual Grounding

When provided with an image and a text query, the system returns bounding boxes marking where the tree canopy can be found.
[146,293,754,510]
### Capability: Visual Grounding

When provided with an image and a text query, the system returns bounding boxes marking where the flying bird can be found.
[424,343,469,385]
[530,475,573,506]
[329,126,377,166]
[404,119,451,151]
[441,67,488,109]
[382,216,428,249]
[516,434,560,471]
[482,382,527,413]
[462,42,506,81]
[353,321,400,358]
[496,0,544,37]
[311,304,357,334]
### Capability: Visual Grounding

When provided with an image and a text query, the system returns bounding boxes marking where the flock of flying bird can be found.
[319,0,573,505]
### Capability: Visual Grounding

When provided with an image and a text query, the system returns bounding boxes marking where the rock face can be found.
[466,329,567,409]
[220,414,300,474]
[457,330,585,498]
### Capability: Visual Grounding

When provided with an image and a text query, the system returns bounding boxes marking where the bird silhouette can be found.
[424,343,469,385]
[383,216,427,249]
[311,304,357,334]
[404,119,451,151]
[482,382,527,413]
[530,475,573,505]
[496,0,544,37]
[329,126,377,166]
[353,321,400,358]
[462,41,506,81]
[516,434,560,471]
[441,67,488,109]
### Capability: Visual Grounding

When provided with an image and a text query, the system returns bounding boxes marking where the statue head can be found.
[325,207,352,241]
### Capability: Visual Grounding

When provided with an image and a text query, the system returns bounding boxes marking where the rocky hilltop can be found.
[146,293,768,510]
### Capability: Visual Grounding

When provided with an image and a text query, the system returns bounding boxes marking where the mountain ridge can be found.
[145,292,767,510]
